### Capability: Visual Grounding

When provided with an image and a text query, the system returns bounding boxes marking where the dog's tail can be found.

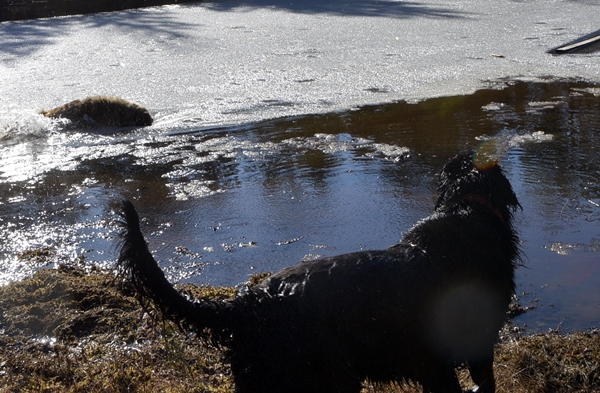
[117,200,233,335]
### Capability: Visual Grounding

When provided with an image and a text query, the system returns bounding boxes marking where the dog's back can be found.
[233,212,518,391]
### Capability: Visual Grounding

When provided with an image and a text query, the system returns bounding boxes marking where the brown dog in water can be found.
[117,151,521,393]
[41,96,153,128]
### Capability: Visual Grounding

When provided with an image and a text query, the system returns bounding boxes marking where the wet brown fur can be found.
[41,96,153,127]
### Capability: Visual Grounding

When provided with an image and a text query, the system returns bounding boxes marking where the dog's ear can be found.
[484,165,521,212]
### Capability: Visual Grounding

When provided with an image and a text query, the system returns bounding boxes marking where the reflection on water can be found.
[0,79,599,332]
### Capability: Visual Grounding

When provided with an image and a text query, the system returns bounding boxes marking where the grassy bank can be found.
[0,263,598,392]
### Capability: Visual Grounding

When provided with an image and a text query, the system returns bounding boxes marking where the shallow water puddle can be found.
[0,78,599,332]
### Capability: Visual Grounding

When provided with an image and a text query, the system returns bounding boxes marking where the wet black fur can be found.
[117,151,521,393]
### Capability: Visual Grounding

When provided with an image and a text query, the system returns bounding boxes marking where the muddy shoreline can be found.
[0,261,598,392]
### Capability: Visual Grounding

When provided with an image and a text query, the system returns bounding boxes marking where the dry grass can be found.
[0,263,598,393]
[0,264,234,393]
[494,331,600,392]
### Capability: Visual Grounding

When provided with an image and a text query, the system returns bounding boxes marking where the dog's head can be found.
[435,151,520,222]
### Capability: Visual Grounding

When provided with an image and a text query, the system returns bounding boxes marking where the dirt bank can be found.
[0,262,598,392]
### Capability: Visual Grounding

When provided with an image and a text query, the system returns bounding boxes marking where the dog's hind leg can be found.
[465,358,495,393]
[420,364,462,393]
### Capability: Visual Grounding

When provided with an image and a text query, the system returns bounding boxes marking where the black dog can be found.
[117,151,521,393]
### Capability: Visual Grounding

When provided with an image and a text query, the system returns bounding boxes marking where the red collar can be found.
[462,194,504,223]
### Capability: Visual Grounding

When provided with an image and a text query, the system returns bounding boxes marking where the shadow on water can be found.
[0,7,197,57]
[0,0,468,58]
[0,78,599,332]
[202,0,470,19]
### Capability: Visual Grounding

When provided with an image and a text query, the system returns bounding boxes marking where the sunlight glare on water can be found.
[0,80,599,332]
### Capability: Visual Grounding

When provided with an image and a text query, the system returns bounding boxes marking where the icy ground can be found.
[0,0,599,130]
